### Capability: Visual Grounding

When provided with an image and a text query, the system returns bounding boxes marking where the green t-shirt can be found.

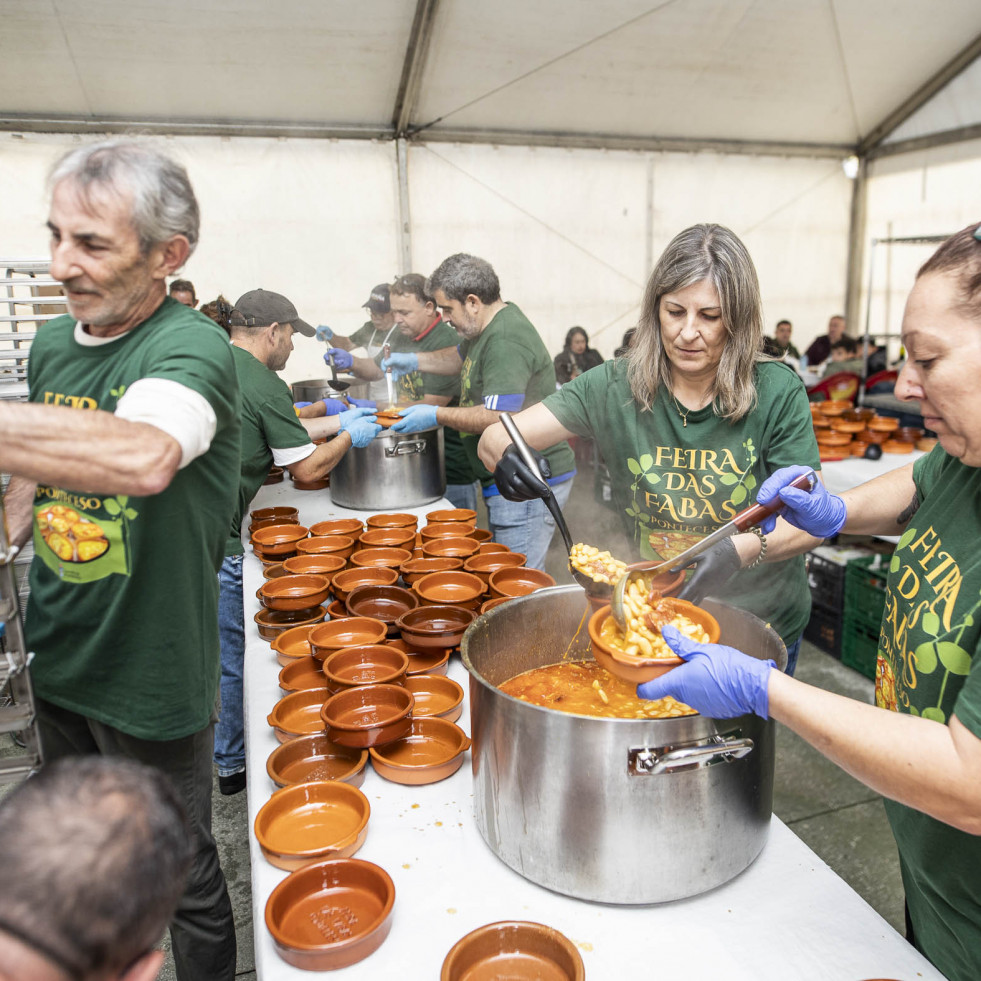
[226,345,314,556]
[545,359,818,646]
[24,298,241,740]
[458,302,575,489]
[876,447,981,981]
[391,318,473,486]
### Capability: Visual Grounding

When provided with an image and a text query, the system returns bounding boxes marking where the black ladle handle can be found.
[499,412,574,553]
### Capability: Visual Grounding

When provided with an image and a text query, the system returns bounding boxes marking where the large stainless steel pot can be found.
[329,426,445,510]
[462,586,786,905]
[291,376,371,403]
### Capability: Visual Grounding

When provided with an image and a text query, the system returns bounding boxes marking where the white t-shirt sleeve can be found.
[271,444,316,467]
[114,377,218,470]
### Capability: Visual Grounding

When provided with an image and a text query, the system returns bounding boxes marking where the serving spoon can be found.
[610,469,817,631]
[498,412,607,597]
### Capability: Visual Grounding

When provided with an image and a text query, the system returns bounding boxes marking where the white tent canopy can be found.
[2,1,981,379]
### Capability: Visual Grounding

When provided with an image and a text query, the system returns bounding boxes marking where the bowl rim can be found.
[440,920,585,981]
[321,684,414,731]
[265,733,369,787]
[367,716,470,768]
[395,603,476,632]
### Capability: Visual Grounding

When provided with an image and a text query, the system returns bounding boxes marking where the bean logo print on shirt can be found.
[877,523,976,722]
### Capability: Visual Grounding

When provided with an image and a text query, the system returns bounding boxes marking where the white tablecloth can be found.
[820,450,923,497]
[242,480,944,981]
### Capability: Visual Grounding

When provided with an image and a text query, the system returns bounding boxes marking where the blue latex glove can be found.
[325,347,353,371]
[315,325,334,343]
[381,352,419,380]
[390,403,439,434]
[338,407,381,448]
[319,397,348,416]
[293,401,313,409]
[756,465,846,537]
[636,625,775,719]
[347,398,376,409]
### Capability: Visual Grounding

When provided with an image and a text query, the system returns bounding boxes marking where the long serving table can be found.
[820,449,924,498]
[243,479,945,980]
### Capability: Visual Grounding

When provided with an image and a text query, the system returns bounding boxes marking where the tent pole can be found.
[844,156,868,337]
[396,138,412,274]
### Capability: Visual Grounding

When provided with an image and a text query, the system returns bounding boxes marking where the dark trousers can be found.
[36,698,237,981]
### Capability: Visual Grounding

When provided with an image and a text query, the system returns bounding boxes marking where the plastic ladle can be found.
[498,412,606,597]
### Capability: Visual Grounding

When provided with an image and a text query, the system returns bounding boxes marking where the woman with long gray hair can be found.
[479,223,820,673]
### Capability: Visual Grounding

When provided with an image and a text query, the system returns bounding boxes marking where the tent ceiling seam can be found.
[827,0,862,141]
[737,164,842,237]
[409,0,680,136]
[420,144,647,289]
[52,0,94,117]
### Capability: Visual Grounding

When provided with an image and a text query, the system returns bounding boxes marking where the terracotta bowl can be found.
[260,574,332,612]
[272,625,317,666]
[254,780,370,871]
[850,440,871,457]
[309,518,364,542]
[256,547,298,564]
[897,426,924,442]
[413,570,486,610]
[264,858,395,971]
[426,508,476,524]
[279,656,329,693]
[421,536,480,560]
[264,466,285,485]
[864,428,888,443]
[816,399,852,415]
[403,674,465,722]
[917,437,938,452]
[488,567,557,599]
[867,415,900,431]
[843,407,876,422]
[420,521,477,541]
[400,556,464,585]
[349,546,413,570]
[811,414,831,429]
[395,604,475,650]
[326,600,350,620]
[387,639,453,676]
[251,524,311,556]
[469,528,493,543]
[368,717,471,785]
[309,618,388,662]
[366,512,418,530]
[477,541,509,555]
[882,439,915,454]
[267,687,330,742]
[816,431,852,447]
[283,553,347,581]
[345,585,419,632]
[262,563,289,580]
[251,505,299,524]
[331,566,400,603]
[829,418,866,434]
[463,551,527,585]
[440,921,585,981]
[357,527,417,550]
[250,515,299,535]
[296,535,355,560]
[266,733,369,790]
[292,476,330,491]
[587,601,720,684]
[322,645,410,694]
[256,607,326,642]
[321,684,415,748]
[479,597,510,615]
[374,408,403,428]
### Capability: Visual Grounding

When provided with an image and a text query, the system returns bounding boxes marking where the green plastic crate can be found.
[841,614,880,680]
[844,554,889,633]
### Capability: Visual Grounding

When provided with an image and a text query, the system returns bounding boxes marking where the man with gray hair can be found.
[0,757,192,981]
[382,253,575,570]
[0,140,239,979]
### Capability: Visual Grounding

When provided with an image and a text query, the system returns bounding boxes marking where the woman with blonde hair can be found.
[479,223,820,673]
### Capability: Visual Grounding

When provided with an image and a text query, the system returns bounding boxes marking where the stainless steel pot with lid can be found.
[462,585,786,905]
[291,376,371,403]
[329,426,445,511]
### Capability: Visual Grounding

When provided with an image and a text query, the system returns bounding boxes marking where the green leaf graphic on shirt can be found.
[730,484,748,506]
[627,458,642,476]
[104,498,121,516]
[921,706,946,724]
[908,705,920,716]
[644,472,660,486]
[124,508,137,520]
[896,527,916,551]
[718,472,738,486]
[743,474,756,493]
[936,642,971,676]
[890,554,901,573]
[639,453,653,471]
[920,611,941,637]
[913,641,938,674]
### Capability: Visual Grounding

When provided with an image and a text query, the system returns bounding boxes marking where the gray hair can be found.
[427,253,501,304]
[0,756,192,978]
[627,223,763,420]
[49,140,200,257]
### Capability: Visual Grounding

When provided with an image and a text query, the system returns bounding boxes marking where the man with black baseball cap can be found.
[213,289,379,793]
[313,282,398,402]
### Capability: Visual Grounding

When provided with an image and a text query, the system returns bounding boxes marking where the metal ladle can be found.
[610,469,817,630]
[326,352,350,394]
[498,412,607,597]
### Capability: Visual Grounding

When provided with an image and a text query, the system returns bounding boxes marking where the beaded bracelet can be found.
[747,526,767,569]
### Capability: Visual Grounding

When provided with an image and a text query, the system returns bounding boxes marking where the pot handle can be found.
[629,736,754,775]
[386,439,427,457]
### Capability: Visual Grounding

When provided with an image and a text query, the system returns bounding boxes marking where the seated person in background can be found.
[863,336,888,376]
[803,313,845,368]
[613,327,636,358]
[199,295,232,336]
[553,326,604,385]
[821,336,863,378]
[762,318,800,360]
[315,283,398,403]
[0,757,192,981]
[168,278,196,307]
